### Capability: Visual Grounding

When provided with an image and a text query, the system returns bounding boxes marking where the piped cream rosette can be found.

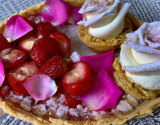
[120,21,160,90]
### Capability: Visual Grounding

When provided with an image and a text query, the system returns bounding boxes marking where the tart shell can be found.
[0,0,158,125]
[78,11,144,53]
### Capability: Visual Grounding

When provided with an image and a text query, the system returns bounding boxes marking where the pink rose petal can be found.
[81,50,114,77]
[41,0,73,26]
[23,74,57,101]
[68,7,83,24]
[3,15,33,41]
[0,59,5,87]
[126,40,160,54]
[81,69,123,111]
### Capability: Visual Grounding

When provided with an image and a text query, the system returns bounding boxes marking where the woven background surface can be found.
[0,0,160,124]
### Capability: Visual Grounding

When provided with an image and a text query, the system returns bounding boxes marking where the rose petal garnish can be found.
[23,74,57,101]
[0,59,5,87]
[78,0,120,26]
[126,40,160,54]
[68,7,83,25]
[3,15,33,41]
[81,69,123,111]
[41,0,73,26]
[81,50,114,77]
[123,61,160,73]
[126,22,160,48]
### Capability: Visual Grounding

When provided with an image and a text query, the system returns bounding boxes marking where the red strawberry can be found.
[30,37,65,66]
[62,61,95,96]
[17,35,38,53]
[7,61,39,95]
[39,56,67,79]
[49,32,70,57]
[0,34,11,51]
[0,48,27,69]
[64,93,82,108]
[38,22,57,38]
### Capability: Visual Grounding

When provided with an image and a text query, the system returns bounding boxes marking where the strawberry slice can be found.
[17,35,38,53]
[7,61,39,95]
[31,37,65,66]
[39,56,67,79]
[0,48,27,69]
[38,22,57,38]
[0,34,11,51]
[62,61,94,96]
[64,93,82,108]
[49,32,70,57]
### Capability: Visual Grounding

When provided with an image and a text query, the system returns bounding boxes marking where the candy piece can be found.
[126,22,160,48]
[41,0,73,26]
[123,61,160,73]
[3,15,33,41]
[0,59,5,87]
[68,7,83,25]
[126,40,160,54]
[78,0,120,26]
[81,69,122,111]
[81,50,114,77]
[23,74,57,101]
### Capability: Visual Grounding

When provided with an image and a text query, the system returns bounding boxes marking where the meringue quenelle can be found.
[120,22,160,90]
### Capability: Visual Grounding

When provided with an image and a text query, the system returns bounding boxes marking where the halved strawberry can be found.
[7,61,39,95]
[0,48,27,69]
[39,56,67,79]
[64,93,82,108]
[0,34,11,51]
[30,37,65,66]
[62,61,95,96]
[38,22,57,38]
[49,32,70,57]
[17,35,38,53]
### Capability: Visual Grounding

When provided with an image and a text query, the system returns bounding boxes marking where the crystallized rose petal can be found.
[23,74,57,101]
[81,50,114,77]
[81,69,122,111]
[78,0,120,26]
[3,15,33,41]
[68,7,83,24]
[41,0,73,26]
[126,22,160,48]
[126,40,160,54]
[123,61,160,73]
[0,59,5,87]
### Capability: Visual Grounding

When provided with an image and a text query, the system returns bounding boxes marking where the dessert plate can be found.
[0,0,160,125]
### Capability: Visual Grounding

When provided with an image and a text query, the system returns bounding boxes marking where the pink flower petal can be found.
[126,40,160,54]
[23,74,57,101]
[68,7,83,24]
[3,15,33,41]
[81,69,123,111]
[0,59,5,87]
[81,50,114,77]
[41,0,73,26]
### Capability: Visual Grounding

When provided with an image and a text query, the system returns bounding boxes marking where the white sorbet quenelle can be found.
[120,21,160,90]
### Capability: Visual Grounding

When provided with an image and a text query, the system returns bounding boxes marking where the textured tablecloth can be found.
[0,0,160,124]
